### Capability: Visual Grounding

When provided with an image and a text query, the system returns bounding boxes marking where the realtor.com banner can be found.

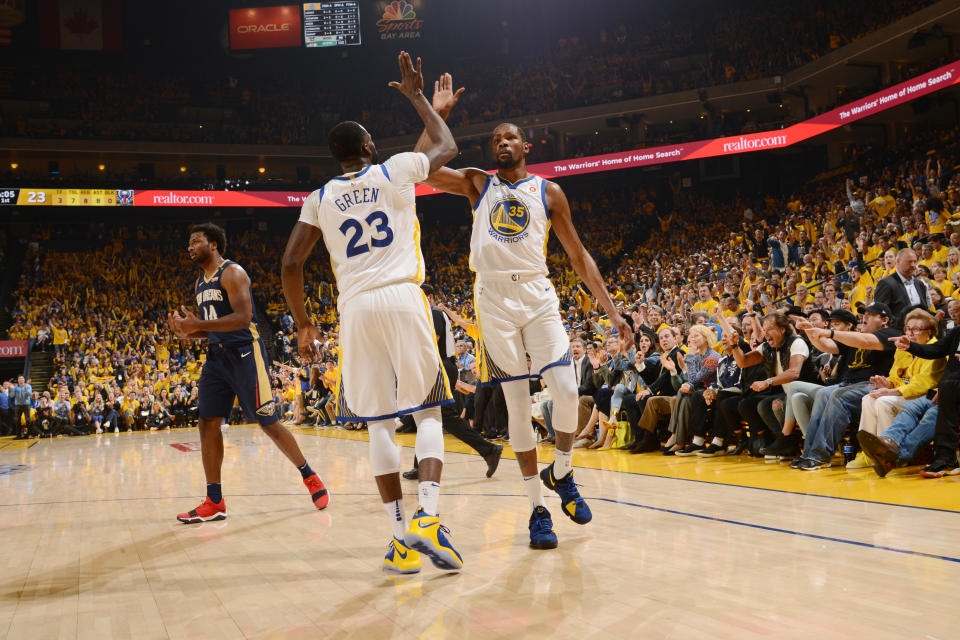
[133,191,310,207]
[0,340,28,358]
[5,60,958,207]
[417,57,960,191]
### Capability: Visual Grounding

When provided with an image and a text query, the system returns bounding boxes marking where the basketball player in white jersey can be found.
[281,52,463,574]
[416,78,633,549]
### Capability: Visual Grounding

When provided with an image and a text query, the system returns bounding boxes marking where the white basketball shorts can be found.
[336,282,452,421]
[473,274,572,383]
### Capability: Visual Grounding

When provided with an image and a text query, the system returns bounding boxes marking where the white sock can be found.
[383,499,407,540]
[418,481,440,516]
[711,437,724,446]
[523,475,546,508]
[692,436,705,446]
[554,449,573,479]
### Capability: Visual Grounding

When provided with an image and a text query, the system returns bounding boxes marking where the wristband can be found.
[765,378,773,386]
[830,329,835,340]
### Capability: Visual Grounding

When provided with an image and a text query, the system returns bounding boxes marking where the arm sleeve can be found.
[907,327,958,359]
[382,152,430,186]
[686,354,707,387]
[790,339,810,359]
[872,279,893,309]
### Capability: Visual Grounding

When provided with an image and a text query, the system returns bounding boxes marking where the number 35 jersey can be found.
[469,173,551,279]
[299,152,430,308]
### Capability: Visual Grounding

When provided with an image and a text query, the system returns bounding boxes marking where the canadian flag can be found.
[39,0,122,50]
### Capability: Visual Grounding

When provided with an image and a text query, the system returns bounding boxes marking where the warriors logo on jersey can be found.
[488,198,530,242]
[470,174,550,278]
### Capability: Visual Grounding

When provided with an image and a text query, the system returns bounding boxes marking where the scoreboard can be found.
[1,188,124,206]
[303,1,361,47]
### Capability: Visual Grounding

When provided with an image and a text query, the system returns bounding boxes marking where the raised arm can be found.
[438,302,473,330]
[833,329,887,351]
[897,326,960,359]
[547,180,631,341]
[387,51,457,176]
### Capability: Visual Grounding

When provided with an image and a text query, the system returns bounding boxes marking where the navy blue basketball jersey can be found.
[194,260,261,345]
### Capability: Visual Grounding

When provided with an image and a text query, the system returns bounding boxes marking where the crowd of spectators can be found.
[2,117,960,476]
[1,0,932,146]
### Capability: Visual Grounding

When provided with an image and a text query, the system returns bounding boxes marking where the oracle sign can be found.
[229,6,302,50]
[0,340,28,358]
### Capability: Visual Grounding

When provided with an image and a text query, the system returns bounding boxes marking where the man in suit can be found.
[573,338,598,433]
[872,248,931,328]
[402,284,502,480]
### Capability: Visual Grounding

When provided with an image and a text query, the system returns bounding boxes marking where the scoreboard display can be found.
[303,1,361,47]
[4,188,120,206]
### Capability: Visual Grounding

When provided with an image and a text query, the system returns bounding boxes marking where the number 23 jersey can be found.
[298,152,430,307]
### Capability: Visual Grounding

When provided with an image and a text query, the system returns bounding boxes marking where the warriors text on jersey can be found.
[470,173,551,278]
[194,259,262,344]
[298,152,430,307]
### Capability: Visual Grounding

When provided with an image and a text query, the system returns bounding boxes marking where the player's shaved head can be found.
[328,121,371,163]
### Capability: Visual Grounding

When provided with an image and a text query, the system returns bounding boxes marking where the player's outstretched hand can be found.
[387,50,424,100]
[611,314,633,347]
[296,324,324,364]
[431,72,464,119]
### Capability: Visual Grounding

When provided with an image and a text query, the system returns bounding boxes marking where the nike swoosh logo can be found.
[418,520,435,529]
[395,548,407,559]
[241,352,251,358]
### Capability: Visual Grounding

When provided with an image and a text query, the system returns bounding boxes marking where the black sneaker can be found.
[789,457,807,469]
[402,468,419,480]
[696,443,726,457]
[483,444,503,478]
[675,443,705,456]
[919,458,960,478]
[762,433,800,459]
[730,439,750,456]
[797,458,831,471]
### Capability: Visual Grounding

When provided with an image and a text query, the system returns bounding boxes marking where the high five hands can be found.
[431,72,464,118]
[388,51,424,100]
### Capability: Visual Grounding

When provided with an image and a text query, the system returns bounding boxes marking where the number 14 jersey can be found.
[298,152,430,308]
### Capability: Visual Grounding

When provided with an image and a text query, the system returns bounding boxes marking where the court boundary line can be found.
[378,434,960,516]
[7,430,959,514]
[1,490,957,565]
[587,495,960,565]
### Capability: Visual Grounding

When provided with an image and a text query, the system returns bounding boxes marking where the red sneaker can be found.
[177,497,227,523]
[304,473,330,510]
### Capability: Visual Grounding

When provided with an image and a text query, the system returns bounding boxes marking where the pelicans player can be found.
[282,52,463,574]
[168,222,329,523]
[419,83,633,549]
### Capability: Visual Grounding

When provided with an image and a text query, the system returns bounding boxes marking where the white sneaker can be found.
[114,426,119,433]
[95,427,103,434]
[573,437,592,448]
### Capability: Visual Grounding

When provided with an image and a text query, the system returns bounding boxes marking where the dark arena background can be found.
[1,1,960,638]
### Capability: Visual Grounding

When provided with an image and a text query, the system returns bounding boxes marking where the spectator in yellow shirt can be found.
[691,283,718,315]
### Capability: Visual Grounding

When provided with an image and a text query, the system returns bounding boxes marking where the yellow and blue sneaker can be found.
[383,536,422,574]
[403,507,463,571]
[540,462,592,524]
